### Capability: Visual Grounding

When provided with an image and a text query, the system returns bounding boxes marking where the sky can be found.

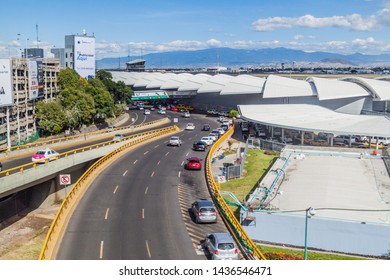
[1,0,390,59]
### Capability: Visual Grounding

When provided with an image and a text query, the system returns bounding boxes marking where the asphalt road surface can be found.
[56,113,230,259]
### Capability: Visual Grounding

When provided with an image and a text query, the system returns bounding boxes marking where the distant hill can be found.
[96,47,390,69]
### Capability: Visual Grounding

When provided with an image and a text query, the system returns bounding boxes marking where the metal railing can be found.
[39,125,180,260]
[205,126,266,260]
[0,118,169,154]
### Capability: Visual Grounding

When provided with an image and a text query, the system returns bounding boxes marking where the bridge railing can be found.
[0,118,170,178]
[205,125,266,260]
[39,125,180,260]
[0,118,169,154]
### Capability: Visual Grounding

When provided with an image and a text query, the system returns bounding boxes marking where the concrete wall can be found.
[243,212,390,258]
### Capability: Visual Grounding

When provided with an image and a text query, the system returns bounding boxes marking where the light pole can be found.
[304,207,315,260]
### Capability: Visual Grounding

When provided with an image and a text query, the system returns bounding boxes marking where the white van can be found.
[374,137,390,146]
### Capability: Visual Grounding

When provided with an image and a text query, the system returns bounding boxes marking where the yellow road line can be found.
[105,208,110,220]
[145,240,151,258]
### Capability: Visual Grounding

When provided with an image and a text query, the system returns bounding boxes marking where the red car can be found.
[185,157,202,170]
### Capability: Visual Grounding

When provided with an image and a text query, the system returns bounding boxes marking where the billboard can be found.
[29,60,44,99]
[74,36,95,79]
[0,59,13,107]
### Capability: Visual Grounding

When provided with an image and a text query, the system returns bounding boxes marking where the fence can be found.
[382,148,390,177]
[206,126,266,260]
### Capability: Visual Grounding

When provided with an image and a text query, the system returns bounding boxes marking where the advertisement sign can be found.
[74,36,95,79]
[0,59,13,107]
[29,60,44,99]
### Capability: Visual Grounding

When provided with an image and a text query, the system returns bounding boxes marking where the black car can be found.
[193,141,207,151]
[202,124,211,131]
[0,161,2,172]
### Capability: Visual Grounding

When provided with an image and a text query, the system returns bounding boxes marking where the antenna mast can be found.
[36,24,39,48]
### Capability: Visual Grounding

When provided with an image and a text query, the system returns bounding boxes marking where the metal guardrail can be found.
[0,118,168,154]
[39,125,180,260]
[0,119,171,178]
[205,125,266,260]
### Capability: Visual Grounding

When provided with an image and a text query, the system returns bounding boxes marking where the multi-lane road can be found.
[56,110,230,259]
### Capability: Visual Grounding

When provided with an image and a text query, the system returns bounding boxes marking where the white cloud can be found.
[251,3,390,32]
[252,13,380,31]
[293,35,305,40]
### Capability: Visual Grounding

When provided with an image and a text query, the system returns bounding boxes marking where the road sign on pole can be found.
[59,174,71,185]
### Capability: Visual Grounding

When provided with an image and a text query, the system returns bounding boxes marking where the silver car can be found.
[204,232,239,260]
[191,200,217,223]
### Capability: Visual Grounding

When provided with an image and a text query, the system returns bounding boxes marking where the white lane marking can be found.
[145,240,151,258]
[157,161,160,165]
[123,170,128,177]
[145,187,148,195]
[144,151,149,155]
[151,171,154,177]
[105,208,110,220]
[100,241,104,259]
[142,208,145,219]
[186,152,189,156]
[181,161,184,166]
[134,160,138,164]
[141,115,147,124]
[165,152,170,156]
[154,145,159,148]
[113,185,119,194]
[178,171,181,178]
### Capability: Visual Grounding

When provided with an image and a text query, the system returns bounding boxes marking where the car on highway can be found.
[158,109,166,114]
[193,141,207,151]
[202,124,211,131]
[144,109,151,115]
[185,123,195,130]
[169,136,182,146]
[208,133,218,142]
[182,111,190,118]
[0,161,3,172]
[191,199,217,223]
[113,134,125,142]
[200,136,213,146]
[204,232,239,260]
[31,148,59,163]
[185,157,202,170]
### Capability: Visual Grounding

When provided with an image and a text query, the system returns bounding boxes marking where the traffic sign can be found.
[59,174,71,185]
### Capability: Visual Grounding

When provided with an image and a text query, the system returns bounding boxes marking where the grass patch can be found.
[220,149,278,215]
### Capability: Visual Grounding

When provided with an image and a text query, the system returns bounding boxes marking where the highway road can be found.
[56,112,230,260]
[0,108,171,171]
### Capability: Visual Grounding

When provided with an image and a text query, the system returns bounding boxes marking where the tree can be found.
[35,101,66,134]
[58,68,85,90]
[85,80,115,120]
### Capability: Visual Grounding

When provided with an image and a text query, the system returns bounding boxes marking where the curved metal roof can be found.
[238,104,390,137]
[307,77,370,100]
[263,75,315,98]
[340,77,390,101]
[220,75,265,95]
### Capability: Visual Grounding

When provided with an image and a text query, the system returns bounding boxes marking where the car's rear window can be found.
[36,151,45,155]
[200,207,215,213]
[218,243,235,250]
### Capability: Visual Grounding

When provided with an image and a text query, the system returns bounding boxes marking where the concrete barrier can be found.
[205,125,266,260]
[39,125,180,260]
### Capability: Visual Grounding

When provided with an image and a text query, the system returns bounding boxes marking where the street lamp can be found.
[304,207,316,260]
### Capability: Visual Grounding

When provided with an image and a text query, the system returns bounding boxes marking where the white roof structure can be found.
[197,74,234,93]
[160,73,193,89]
[177,74,211,91]
[340,77,390,101]
[220,75,265,95]
[238,104,390,137]
[145,73,176,89]
[308,77,370,100]
[262,75,315,98]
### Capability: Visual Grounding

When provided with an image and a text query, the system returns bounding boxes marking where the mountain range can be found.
[96,47,390,69]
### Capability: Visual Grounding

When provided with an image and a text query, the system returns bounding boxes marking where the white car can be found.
[185,123,195,130]
[208,133,218,142]
[200,136,213,146]
[158,109,166,114]
[32,148,59,163]
[169,136,182,146]
[144,109,151,115]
